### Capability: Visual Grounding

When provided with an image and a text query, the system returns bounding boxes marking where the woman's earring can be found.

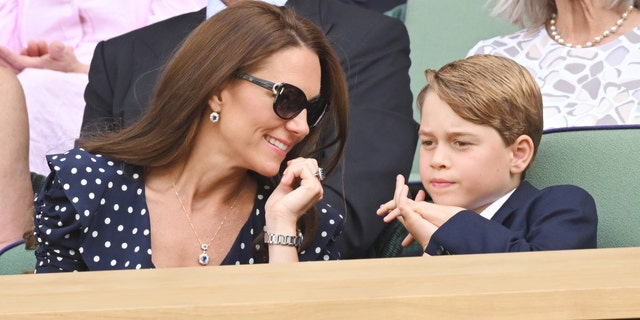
[209,111,220,123]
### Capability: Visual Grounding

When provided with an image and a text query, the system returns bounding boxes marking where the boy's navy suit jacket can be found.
[425,181,598,255]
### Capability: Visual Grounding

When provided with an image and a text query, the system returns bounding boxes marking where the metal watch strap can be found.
[264,230,303,249]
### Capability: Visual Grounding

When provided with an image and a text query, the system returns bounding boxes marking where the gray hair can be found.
[487,0,638,29]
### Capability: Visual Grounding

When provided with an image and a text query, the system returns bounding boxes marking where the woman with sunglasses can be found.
[33,1,348,272]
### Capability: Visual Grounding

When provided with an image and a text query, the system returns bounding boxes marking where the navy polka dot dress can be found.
[34,148,343,272]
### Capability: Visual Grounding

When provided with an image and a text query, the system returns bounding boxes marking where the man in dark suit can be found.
[81,0,418,259]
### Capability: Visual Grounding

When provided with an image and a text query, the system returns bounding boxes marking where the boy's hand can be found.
[377,175,436,249]
[377,175,464,250]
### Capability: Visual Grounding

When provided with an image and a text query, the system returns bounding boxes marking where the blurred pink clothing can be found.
[0,0,205,64]
[0,1,206,176]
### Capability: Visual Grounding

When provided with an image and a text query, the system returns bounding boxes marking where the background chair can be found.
[526,125,640,248]
[383,3,406,21]
[0,242,35,275]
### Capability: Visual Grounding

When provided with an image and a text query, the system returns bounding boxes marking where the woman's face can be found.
[207,46,322,177]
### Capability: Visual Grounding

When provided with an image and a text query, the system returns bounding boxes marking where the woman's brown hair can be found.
[77,1,349,257]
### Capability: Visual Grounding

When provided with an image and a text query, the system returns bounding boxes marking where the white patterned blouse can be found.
[468,26,640,130]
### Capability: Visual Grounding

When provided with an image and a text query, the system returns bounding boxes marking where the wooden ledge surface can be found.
[1,247,639,319]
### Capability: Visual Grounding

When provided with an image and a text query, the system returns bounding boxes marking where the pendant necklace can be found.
[172,179,240,266]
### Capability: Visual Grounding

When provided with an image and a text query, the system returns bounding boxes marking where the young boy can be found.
[377,55,597,255]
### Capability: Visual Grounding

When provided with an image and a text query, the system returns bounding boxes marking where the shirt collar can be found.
[479,188,516,220]
[207,0,288,19]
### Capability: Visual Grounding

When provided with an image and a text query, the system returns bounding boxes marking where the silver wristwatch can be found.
[264,230,303,249]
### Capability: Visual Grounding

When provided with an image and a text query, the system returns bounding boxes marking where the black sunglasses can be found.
[240,74,328,128]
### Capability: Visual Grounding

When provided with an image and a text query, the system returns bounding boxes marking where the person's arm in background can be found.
[0,0,82,74]
[322,6,418,259]
[79,40,122,134]
[0,41,88,74]
[0,0,86,73]
[0,67,34,252]
[0,0,20,52]
[1,1,206,75]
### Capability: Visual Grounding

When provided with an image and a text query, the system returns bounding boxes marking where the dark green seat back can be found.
[527,126,640,248]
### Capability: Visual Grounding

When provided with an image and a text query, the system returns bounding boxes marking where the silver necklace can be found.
[172,179,240,266]
[549,5,634,48]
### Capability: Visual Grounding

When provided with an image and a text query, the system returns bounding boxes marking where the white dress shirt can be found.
[479,188,516,220]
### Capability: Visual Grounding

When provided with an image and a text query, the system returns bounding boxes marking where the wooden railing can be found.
[1,247,639,319]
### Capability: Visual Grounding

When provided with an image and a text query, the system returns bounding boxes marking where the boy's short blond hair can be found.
[418,54,543,160]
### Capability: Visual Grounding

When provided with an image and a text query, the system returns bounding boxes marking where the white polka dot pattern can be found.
[34,148,343,272]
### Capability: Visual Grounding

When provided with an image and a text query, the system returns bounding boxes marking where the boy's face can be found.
[418,90,522,213]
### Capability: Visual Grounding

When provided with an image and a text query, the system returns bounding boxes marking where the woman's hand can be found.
[265,157,324,263]
[266,157,324,226]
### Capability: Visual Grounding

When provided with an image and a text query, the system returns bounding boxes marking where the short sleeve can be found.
[34,170,88,272]
[34,149,152,272]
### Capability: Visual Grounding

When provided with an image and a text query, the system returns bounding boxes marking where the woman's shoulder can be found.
[37,148,146,226]
[47,148,112,168]
[467,27,545,56]
[44,148,144,205]
[618,25,640,45]
[46,148,141,181]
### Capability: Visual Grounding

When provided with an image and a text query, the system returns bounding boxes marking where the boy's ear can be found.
[510,135,534,175]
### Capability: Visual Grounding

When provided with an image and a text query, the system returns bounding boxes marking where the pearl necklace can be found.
[173,180,240,266]
[549,5,634,48]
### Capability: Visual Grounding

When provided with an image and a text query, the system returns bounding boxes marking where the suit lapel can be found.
[491,181,539,223]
